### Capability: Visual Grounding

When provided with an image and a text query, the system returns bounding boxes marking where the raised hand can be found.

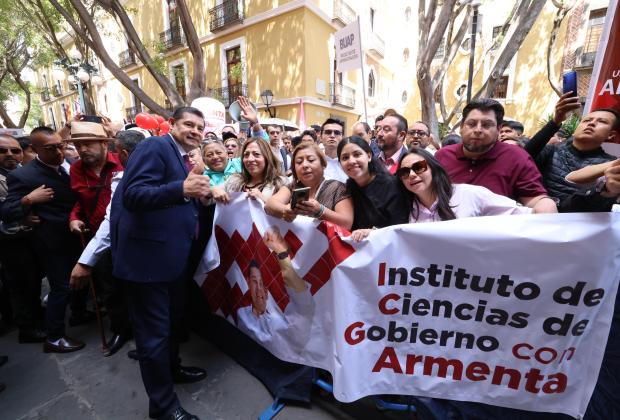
[263,227,288,253]
[238,96,258,124]
[183,170,211,198]
[553,92,581,126]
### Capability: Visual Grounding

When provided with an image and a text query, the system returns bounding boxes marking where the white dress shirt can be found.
[324,155,348,183]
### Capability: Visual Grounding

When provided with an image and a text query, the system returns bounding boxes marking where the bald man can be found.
[1,127,84,353]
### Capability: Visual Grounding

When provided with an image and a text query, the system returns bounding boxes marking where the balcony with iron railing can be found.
[205,84,248,107]
[119,49,137,68]
[333,0,356,26]
[330,83,355,108]
[209,0,244,32]
[125,105,143,121]
[577,51,596,68]
[41,89,51,102]
[367,33,385,59]
[51,85,63,97]
[159,25,186,50]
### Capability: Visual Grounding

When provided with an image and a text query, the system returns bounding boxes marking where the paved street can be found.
[0,321,415,420]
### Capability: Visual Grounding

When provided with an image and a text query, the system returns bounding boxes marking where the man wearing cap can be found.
[0,126,84,352]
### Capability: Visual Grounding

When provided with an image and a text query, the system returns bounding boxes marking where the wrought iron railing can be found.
[209,0,244,32]
[119,49,137,68]
[41,89,51,102]
[206,84,248,107]
[159,25,185,50]
[578,52,596,68]
[51,85,63,97]
[330,83,355,108]
[333,0,356,25]
[125,105,143,121]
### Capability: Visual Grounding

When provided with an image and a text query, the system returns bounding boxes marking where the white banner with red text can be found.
[195,194,620,418]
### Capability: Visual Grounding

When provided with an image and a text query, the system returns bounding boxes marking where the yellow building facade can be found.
[37,0,609,136]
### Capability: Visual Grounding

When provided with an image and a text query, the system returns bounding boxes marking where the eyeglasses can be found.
[323,129,342,136]
[408,130,429,137]
[396,160,428,178]
[0,147,22,154]
[41,143,66,151]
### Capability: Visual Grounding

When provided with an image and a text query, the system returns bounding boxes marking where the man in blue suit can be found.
[111,107,211,420]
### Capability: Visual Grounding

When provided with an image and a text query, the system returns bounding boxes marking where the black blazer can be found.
[1,159,77,248]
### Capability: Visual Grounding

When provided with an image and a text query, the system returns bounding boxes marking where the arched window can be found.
[403,48,410,62]
[402,90,408,103]
[405,7,411,21]
[368,70,376,97]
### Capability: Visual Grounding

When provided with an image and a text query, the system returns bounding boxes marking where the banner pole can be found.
[357,16,369,123]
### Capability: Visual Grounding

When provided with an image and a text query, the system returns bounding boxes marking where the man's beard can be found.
[463,140,495,154]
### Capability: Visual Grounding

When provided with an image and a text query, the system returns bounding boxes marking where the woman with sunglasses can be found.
[202,139,242,186]
[265,142,354,230]
[209,138,287,204]
[337,136,409,241]
[223,136,242,158]
[397,147,532,223]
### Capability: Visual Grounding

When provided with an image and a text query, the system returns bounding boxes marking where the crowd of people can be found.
[0,92,619,420]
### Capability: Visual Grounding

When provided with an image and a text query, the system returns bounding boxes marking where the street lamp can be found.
[55,49,102,114]
[466,0,482,103]
[260,89,275,118]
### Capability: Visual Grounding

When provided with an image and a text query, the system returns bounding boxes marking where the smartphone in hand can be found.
[562,71,578,97]
[290,187,310,209]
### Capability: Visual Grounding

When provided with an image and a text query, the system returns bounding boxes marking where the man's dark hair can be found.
[500,120,524,134]
[172,106,204,121]
[16,136,31,150]
[593,108,620,131]
[321,118,344,133]
[441,133,461,147]
[291,135,303,148]
[30,126,56,137]
[222,131,238,141]
[462,98,505,127]
[355,121,371,133]
[412,121,430,133]
[375,114,384,124]
[115,130,145,155]
[385,113,408,134]
[301,129,317,141]
[311,124,321,132]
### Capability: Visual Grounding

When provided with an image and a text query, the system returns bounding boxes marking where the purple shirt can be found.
[435,141,547,201]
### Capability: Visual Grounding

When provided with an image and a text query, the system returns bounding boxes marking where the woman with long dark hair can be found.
[397,147,532,222]
[265,142,353,229]
[337,136,408,241]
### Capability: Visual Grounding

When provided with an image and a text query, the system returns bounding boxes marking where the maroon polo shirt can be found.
[435,141,547,201]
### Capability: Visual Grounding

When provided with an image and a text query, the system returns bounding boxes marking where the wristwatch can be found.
[277,250,289,260]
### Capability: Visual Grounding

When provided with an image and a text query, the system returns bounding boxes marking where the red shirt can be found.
[69,152,123,232]
[435,141,547,201]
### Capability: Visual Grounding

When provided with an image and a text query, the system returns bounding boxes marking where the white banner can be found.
[195,195,620,418]
[335,20,362,72]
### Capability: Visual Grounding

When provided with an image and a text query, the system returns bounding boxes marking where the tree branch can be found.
[175,0,205,102]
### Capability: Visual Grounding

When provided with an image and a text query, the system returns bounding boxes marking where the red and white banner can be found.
[585,0,620,116]
[195,195,620,418]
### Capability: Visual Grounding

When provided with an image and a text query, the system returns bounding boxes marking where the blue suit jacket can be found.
[110,134,199,283]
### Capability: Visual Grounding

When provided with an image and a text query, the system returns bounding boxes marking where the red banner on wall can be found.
[586,0,620,116]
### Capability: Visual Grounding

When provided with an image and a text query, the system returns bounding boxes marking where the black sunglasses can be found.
[323,129,342,136]
[396,160,428,178]
[0,147,22,154]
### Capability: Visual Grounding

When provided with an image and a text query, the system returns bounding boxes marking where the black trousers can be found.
[93,250,131,336]
[0,233,44,331]
[125,278,185,419]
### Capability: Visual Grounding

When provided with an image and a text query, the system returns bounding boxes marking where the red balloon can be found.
[159,121,170,134]
[135,112,152,129]
[154,115,165,124]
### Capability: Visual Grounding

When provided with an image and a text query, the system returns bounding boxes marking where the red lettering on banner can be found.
[378,262,386,286]
[344,321,365,345]
[372,347,403,373]
[378,294,400,315]
[465,361,490,381]
[513,343,534,360]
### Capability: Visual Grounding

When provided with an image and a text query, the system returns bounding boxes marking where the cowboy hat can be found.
[68,121,115,142]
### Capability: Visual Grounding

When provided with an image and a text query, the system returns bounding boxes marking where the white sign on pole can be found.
[335,20,362,72]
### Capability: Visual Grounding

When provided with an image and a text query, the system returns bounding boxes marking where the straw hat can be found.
[68,121,115,142]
